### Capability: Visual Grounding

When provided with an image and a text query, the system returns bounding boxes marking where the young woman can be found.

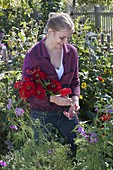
[22,12,80,152]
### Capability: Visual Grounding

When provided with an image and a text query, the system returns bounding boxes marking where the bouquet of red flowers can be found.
[14,67,72,100]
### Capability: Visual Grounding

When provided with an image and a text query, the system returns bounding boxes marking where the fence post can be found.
[100,32,104,45]
[107,33,110,43]
[95,5,101,30]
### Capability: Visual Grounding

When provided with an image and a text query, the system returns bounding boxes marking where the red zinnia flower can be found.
[100,114,111,121]
[60,88,72,97]
[34,85,46,99]
[47,80,62,94]
[32,69,47,81]
[19,81,35,100]
[24,77,33,82]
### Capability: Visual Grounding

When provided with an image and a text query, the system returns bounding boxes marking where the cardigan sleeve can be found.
[22,53,32,80]
[70,47,80,97]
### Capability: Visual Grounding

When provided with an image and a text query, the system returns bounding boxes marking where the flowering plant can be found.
[14,67,72,100]
[0,160,7,167]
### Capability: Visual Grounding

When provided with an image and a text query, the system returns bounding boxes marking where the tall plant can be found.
[39,0,64,28]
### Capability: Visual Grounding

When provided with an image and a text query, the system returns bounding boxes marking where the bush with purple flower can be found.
[77,126,98,144]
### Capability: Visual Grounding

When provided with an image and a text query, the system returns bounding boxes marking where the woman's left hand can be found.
[71,96,80,112]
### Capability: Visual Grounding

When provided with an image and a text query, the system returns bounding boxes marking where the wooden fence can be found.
[70,5,113,40]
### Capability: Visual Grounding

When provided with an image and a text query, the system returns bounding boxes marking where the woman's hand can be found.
[63,96,80,120]
[71,96,80,111]
[50,95,72,106]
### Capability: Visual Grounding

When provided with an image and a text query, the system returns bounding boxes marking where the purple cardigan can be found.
[22,37,80,111]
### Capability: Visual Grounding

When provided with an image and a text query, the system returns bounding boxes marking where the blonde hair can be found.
[45,12,75,33]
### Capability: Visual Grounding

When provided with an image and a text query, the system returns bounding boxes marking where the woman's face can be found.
[48,29,73,49]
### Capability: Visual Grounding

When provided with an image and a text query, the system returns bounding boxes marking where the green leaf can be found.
[105,158,113,163]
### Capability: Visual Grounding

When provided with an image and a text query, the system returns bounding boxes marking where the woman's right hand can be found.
[50,95,72,106]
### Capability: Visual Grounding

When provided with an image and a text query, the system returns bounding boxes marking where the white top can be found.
[55,49,64,80]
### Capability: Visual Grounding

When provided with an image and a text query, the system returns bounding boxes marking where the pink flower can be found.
[0,160,7,167]
[10,125,18,130]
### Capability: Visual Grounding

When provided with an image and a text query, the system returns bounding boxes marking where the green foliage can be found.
[71,17,113,121]
[74,115,113,170]
[77,0,113,6]
[0,1,37,33]
[0,0,65,36]
[3,139,74,169]
[39,0,64,34]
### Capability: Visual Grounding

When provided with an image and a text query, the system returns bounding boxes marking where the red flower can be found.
[100,114,111,121]
[34,85,46,99]
[60,88,72,97]
[47,80,62,94]
[19,81,35,100]
[14,81,23,89]
[24,77,33,82]
[14,67,71,101]
[14,77,32,89]
[97,76,104,82]
[25,68,33,75]
[32,69,47,81]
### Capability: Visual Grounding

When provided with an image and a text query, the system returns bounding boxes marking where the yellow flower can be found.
[80,95,83,99]
[104,69,111,74]
[81,82,87,89]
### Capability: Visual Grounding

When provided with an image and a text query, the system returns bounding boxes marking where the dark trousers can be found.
[30,109,79,153]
